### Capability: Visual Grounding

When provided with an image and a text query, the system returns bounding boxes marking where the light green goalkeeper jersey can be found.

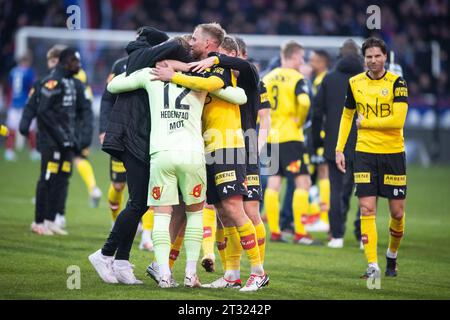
[108,68,246,155]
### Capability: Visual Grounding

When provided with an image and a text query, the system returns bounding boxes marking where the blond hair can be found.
[220,36,239,54]
[281,41,303,60]
[195,23,226,46]
[46,44,67,60]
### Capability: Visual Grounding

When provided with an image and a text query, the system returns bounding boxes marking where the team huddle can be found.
[14,22,408,292]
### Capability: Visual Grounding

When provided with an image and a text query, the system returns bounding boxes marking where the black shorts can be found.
[244,163,262,201]
[266,141,310,178]
[354,151,407,199]
[110,156,127,183]
[205,148,247,205]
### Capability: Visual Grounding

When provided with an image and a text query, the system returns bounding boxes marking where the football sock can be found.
[254,222,266,265]
[388,212,405,258]
[108,184,124,221]
[169,230,184,269]
[152,213,172,277]
[293,189,309,236]
[216,227,227,271]
[184,211,203,276]
[76,159,97,194]
[202,207,216,258]
[318,178,330,223]
[237,221,264,275]
[264,189,280,235]
[224,226,242,277]
[141,207,154,231]
[361,215,378,264]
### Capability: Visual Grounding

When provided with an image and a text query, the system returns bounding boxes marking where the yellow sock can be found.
[216,228,227,271]
[169,233,184,269]
[224,226,242,271]
[202,207,216,257]
[237,221,261,268]
[361,215,378,264]
[108,184,124,221]
[76,159,97,194]
[293,189,309,236]
[264,189,280,235]
[388,213,405,255]
[318,178,330,223]
[141,208,154,231]
[254,222,266,265]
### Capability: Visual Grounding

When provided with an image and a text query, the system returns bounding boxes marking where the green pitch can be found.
[1,150,449,300]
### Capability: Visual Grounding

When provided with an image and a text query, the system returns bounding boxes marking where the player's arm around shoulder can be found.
[107,68,150,94]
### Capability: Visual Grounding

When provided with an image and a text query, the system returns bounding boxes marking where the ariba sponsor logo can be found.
[240,234,256,250]
[169,249,179,260]
[203,226,212,238]
[217,237,227,250]
[361,234,369,245]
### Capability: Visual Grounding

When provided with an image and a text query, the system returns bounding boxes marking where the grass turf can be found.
[0,150,449,300]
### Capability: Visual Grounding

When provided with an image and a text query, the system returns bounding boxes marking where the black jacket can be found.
[25,66,93,151]
[312,55,364,161]
[99,57,127,134]
[102,38,192,164]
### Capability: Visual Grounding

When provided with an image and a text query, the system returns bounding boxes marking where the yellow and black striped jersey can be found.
[263,67,310,143]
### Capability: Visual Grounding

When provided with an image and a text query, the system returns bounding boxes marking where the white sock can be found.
[224,269,240,281]
[386,249,398,259]
[369,262,380,270]
[113,260,129,267]
[250,265,264,276]
[159,263,171,278]
[185,261,197,277]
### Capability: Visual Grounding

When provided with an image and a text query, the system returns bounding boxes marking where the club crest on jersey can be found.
[44,80,58,90]
[151,186,163,200]
[286,160,301,173]
[190,184,202,198]
[381,88,389,96]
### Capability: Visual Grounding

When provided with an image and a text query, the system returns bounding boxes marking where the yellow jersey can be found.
[202,66,245,153]
[312,70,327,96]
[74,68,93,101]
[337,70,408,154]
[263,67,310,143]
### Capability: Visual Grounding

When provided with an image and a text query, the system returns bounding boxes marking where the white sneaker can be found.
[159,274,174,288]
[44,220,68,235]
[202,276,242,289]
[239,274,270,292]
[305,219,330,232]
[30,222,53,236]
[112,260,143,285]
[55,213,66,229]
[139,230,153,251]
[327,238,344,248]
[146,261,160,284]
[184,274,202,288]
[90,186,102,208]
[88,249,118,283]
[4,149,17,161]
[29,149,40,162]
